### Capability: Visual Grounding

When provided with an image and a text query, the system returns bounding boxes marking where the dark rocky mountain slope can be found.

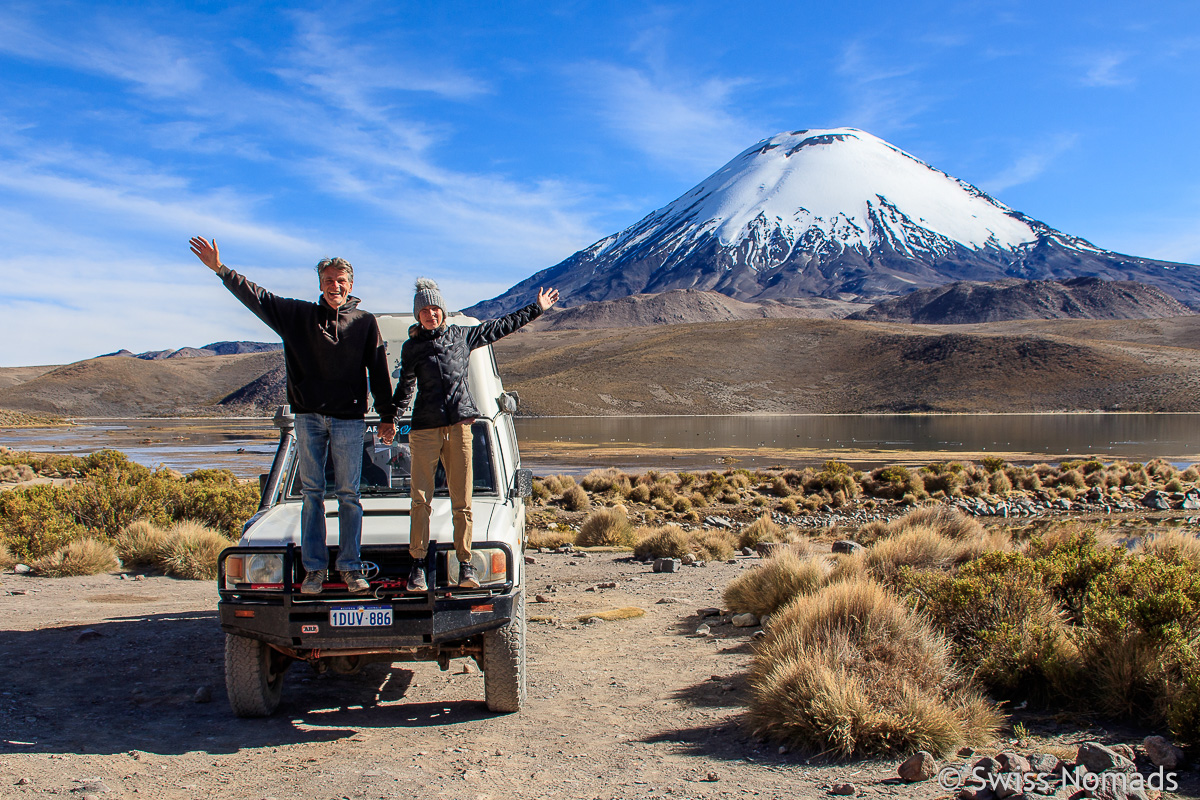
[846,278,1193,324]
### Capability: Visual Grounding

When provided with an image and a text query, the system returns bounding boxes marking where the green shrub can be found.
[806,460,861,498]
[0,484,88,560]
[981,457,1006,473]
[864,465,925,500]
[896,551,1083,704]
[1079,553,1200,742]
[0,449,260,561]
[1026,527,1126,624]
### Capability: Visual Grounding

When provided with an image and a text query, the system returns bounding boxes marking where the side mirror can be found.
[272,405,295,431]
[497,391,520,414]
[509,468,533,499]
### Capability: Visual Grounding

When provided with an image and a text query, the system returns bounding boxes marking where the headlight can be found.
[223,553,284,589]
[247,554,284,584]
[447,548,508,585]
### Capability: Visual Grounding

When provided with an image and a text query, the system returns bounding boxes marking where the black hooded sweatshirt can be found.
[217,265,395,423]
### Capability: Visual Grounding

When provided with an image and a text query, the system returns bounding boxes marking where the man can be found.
[189,236,396,595]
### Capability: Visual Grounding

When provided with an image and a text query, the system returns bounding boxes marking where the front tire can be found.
[225,634,290,717]
[482,590,526,713]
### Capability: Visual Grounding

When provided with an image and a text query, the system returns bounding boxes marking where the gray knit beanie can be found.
[413,277,445,318]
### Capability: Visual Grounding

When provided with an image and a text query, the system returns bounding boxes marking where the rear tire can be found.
[225,634,290,717]
[482,590,526,713]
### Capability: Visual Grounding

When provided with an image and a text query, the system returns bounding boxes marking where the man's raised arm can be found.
[189,235,296,334]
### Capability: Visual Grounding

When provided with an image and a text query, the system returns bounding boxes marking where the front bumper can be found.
[218,542,517,651]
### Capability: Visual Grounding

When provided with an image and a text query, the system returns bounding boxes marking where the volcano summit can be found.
[468,129,1200,317]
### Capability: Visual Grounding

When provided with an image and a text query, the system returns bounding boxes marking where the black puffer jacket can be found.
[392,304,542,429]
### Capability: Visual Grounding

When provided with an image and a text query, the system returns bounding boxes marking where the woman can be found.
[387,278,559,589]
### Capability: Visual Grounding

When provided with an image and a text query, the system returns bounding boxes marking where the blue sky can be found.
[2,1,1198,366]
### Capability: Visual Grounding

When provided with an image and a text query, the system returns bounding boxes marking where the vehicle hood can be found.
[240,498,498,548]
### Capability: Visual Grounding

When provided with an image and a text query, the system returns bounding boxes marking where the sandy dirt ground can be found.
[1,551,1195,800]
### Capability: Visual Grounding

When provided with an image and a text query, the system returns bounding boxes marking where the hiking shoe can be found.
[341,570,370,595]
[300,569,327,595]
[407,562,428,592]
[458,561,480,589]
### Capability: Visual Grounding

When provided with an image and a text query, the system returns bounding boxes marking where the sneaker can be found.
[341,570,369,595]
[300,569,327,595]
[458,561,480,589]
[407,562,428,592]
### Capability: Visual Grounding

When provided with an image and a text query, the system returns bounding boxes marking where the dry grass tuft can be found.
[865,526,976,584]
[1138,528,1200,568]
[575,506,634,547]
[115,519,169,568]
[580,467,632,497]
[738,514,783,549]
[827,551,867,584]
[32,538,120,577]
[561,484,591,512]
[748,579,1001,757]
[0,540,18,569]
[528,527,576,549]
[692,528,736,561]
[634,525,737,561]
[723,549,830,618]
[158,520,233,580]
[890,506,985,541]
[633,524,689,559]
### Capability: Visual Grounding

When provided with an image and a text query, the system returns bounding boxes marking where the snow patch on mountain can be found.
[592,129,1050,270]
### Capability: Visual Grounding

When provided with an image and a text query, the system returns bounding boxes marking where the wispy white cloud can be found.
[0,8,204,97]
[571,60,763,177]
[1079,51,1134,87]
[835,40,929,134]
[980,134,1079,194]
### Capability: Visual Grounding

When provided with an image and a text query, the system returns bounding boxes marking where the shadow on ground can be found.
[0,612,494,756]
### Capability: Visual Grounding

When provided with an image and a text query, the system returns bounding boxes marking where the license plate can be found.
[329,606,392,627]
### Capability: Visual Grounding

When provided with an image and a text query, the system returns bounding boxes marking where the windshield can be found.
[286,420,497,497]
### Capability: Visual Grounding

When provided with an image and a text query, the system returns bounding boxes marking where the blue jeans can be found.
[295,413,365,573]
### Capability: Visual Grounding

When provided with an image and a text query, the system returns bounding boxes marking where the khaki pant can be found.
[409,423,473,563]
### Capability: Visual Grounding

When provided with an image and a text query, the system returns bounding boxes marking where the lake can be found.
[4,414,1200,478]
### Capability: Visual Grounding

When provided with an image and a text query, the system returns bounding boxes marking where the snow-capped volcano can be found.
[468,128,1200,317]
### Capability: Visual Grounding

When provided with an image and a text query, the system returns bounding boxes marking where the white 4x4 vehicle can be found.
[218,313,532,717]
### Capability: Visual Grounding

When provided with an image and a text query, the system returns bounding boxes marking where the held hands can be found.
[189,236,222,272]
[537,287,560,312]
[378,422,396,445]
